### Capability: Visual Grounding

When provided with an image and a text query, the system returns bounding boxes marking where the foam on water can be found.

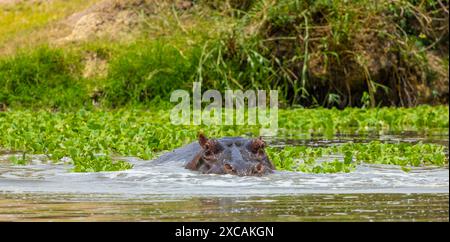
[0,155,448,197]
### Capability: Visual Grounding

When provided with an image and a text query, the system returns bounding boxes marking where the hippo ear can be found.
[250,136,265,153]
[198,133,208,148]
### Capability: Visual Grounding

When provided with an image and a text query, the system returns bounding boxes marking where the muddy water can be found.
[0,132,448,221]
[0,193,447,221]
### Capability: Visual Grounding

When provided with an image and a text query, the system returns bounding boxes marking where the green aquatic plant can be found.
[266,145,357,173]
[278,105,449,135]
[71,154,133,173]
[9,153,29,166]
[267,141,448,173]
[349,141,448,167]
[0,106,447,172]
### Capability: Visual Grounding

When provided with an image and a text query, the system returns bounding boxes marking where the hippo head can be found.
[185,134,276,176]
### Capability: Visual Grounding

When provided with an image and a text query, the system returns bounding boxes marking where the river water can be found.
[0,132,448,221]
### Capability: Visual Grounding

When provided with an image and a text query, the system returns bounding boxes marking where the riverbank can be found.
[1,0,448,109]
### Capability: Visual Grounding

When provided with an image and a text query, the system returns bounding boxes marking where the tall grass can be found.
[0,46,88,109]
[103,41,200,106]
[201,0,449,107]
[0,0,447,109]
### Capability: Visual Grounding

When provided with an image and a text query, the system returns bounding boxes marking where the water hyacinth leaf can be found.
[0,107,447,173]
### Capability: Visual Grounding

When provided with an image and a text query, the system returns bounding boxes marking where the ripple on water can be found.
[0,156,447,196]
[0,134,448,197]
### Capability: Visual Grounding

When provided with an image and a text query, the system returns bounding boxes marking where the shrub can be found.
[0,46,87,109]
[103,41,199,106]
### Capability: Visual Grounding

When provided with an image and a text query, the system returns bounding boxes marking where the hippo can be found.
[152,134,276,176]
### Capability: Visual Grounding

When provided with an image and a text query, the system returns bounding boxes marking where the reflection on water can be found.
[0,131,448,221]
[0,193,447,221]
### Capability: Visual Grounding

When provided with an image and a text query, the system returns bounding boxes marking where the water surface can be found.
[0,132,448,221]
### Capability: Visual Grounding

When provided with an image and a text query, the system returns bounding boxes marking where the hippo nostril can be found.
[254,163,265,174]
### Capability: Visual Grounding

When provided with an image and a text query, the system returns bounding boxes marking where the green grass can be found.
[0,106,447,172]
[103,41,200,106]
[2,42,448,112]
[0,46,88,109]
[198,0,449,107]
[1,0,447,109]
[0,0,101,46]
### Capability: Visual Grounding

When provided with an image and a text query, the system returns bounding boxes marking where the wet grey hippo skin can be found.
[151,141,201,165]
[152,134,276,176]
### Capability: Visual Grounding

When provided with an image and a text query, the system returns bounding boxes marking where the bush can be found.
[203,0,449,107]
[0,46,88,109]
[103,41,199,107]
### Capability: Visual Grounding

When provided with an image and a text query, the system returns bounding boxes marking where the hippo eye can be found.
[204,150,213,157]
[204,140,223,154]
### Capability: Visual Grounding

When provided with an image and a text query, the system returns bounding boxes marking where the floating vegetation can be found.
[267,141,448,173]
[278,105,449,134]
[0,106,447,173]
